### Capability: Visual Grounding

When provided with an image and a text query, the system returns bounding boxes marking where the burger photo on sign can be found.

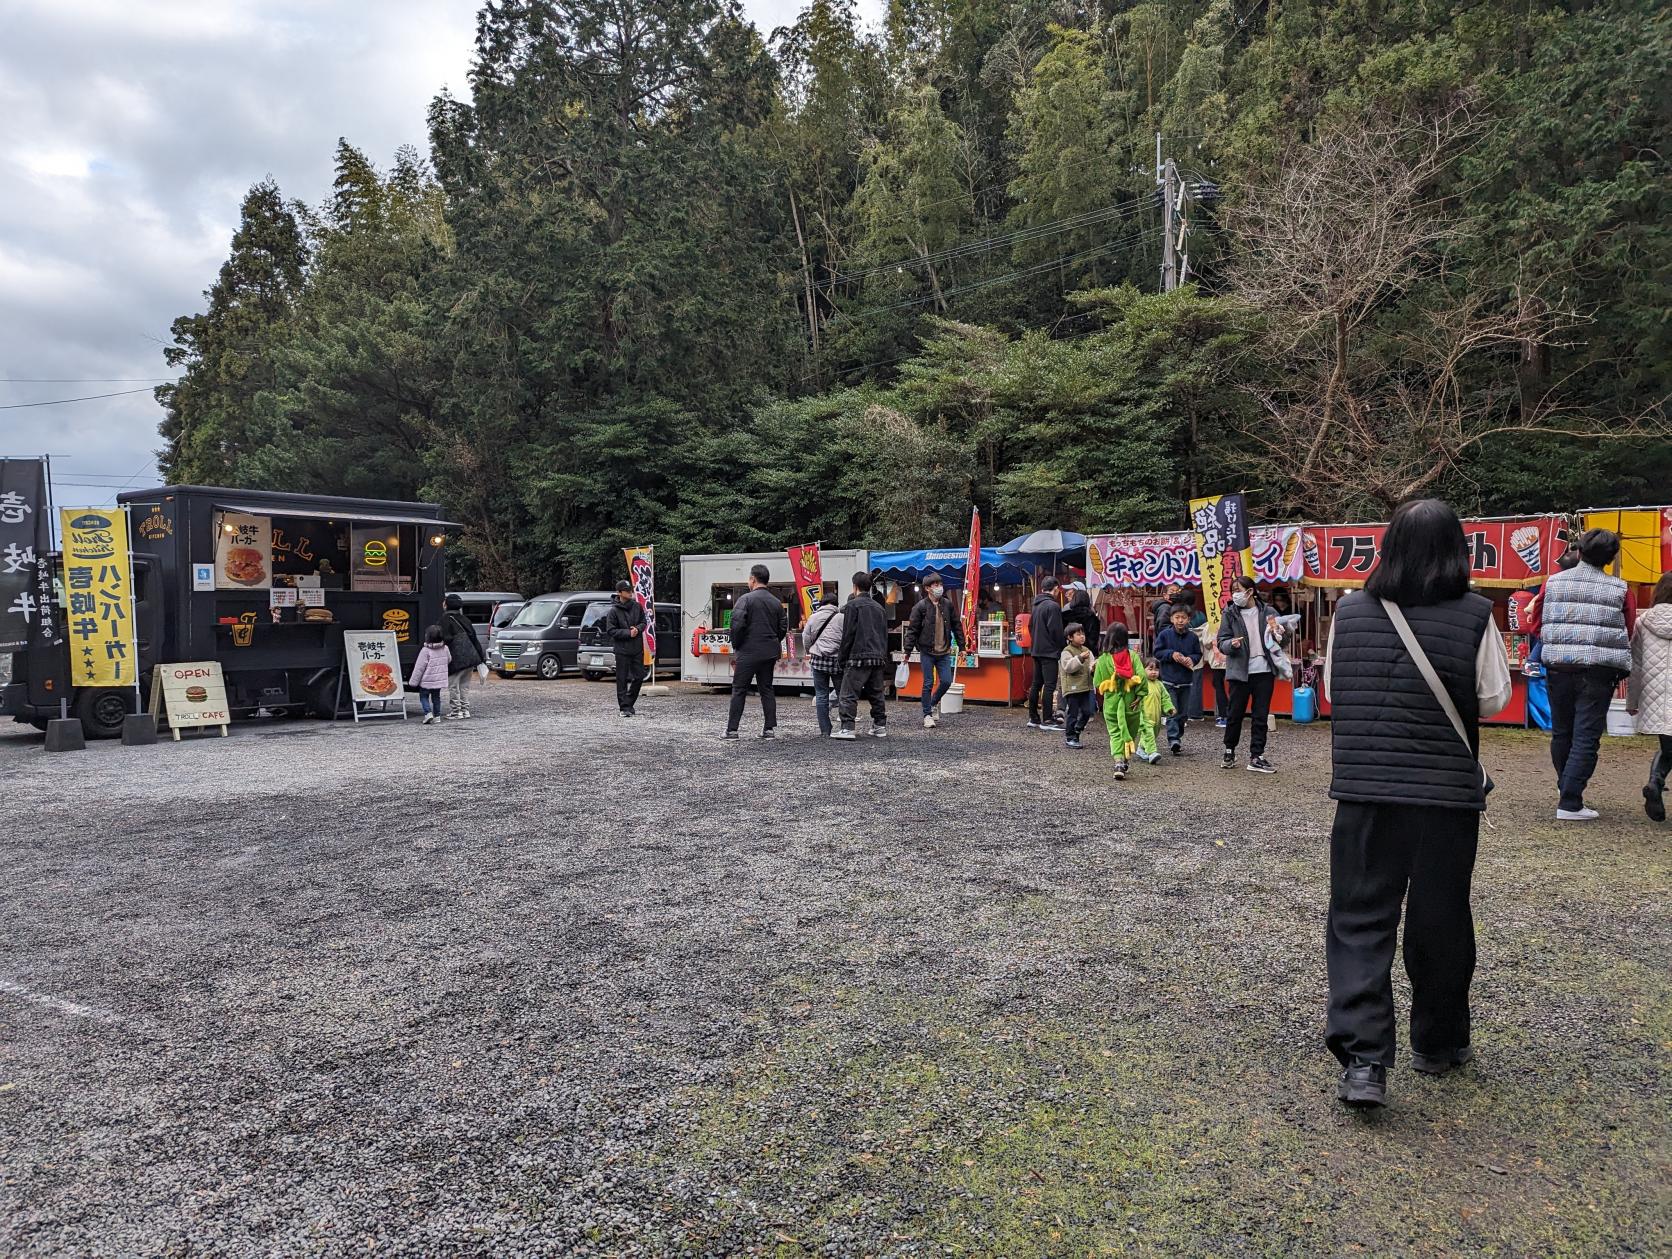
[359,661,397,697]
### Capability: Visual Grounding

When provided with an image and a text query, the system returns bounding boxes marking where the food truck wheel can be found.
[74,688,131,740]
[307,675,344,720]
[536,653,563,680]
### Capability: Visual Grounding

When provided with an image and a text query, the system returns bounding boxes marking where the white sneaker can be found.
[870,725,888,738]
[923,714,936,729]
[831,728,857,741]
[1555,806,1600,821]
[422,713,436,725]
[459,708,471,719]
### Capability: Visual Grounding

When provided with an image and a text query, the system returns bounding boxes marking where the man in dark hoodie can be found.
[724,563,787,739]
[1027,576,1066,730]
[832,570,890,740]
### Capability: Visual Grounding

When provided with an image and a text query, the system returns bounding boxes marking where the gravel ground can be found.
[1,676,1667,1257]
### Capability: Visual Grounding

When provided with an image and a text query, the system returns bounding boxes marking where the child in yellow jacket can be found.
[1135,658,1175,765]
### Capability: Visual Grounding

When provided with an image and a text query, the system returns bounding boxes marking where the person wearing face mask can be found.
[1216,574,1286,773]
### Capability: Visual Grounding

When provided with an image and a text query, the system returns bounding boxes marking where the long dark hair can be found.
[1365,499,1469,605]
[1102,623,1129,653]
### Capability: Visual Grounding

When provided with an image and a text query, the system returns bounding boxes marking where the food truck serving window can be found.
[213,508,433,593]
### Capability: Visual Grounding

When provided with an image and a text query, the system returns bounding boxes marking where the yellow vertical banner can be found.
[1189,492,1253,638]
[60,507,137,686]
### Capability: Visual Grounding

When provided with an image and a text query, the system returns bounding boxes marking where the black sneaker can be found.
[1066,738,1082,749]
[1410,1045,1474,1076]
[1221,748,1235,769]
[721,730,740,740]
[1169,741,1182,756]
[620,708,634,718]
[1646,784,1667,823]
[759,729,776,740]
[1338,1061,1387,1109]
[1247,756,1276,774]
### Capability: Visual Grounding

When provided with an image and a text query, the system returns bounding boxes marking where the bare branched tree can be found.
[1224,102,1668,517]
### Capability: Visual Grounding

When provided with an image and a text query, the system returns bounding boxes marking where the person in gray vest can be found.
[1541,528,1635,820]
[1322,499,1511,1109]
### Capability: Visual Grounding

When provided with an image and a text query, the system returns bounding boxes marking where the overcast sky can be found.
[0,0,882,507]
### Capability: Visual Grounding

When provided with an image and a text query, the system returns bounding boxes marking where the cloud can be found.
[0,0,881,504]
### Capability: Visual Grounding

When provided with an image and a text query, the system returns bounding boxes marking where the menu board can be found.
[149,661,230,739]
[214,512,272,590]
[344,629,403,702]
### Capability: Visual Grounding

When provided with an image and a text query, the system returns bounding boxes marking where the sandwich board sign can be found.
[342,629,407,721]
[149,662,230,740]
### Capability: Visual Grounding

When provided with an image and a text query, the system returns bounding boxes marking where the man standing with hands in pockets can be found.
[604,580,648,717]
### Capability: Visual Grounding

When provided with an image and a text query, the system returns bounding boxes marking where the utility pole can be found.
[1157,131,1188,293]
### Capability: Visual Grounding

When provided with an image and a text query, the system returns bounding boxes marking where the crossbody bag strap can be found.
[1380,598,1492,811]
[1379,598,1470,748]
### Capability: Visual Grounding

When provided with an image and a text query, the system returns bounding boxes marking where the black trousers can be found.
[838,664,888,728]
[727,654,777,732]
[1027,657,1060,724]
[1547,666,1617,812]
[1223,671,1275,758]
[1652,735,1672,791]
[614,651,645,711]
[1326,801,1479,1067]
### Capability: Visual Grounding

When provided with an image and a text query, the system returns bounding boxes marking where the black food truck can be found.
[1,486,454,737]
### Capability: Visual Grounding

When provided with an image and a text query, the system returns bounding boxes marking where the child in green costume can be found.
[1093,624,1145,779]
[1135,658,1174,765]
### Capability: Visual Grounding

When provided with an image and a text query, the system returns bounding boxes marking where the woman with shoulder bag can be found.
[441,593,487,720]
[1322,499,1513,1109]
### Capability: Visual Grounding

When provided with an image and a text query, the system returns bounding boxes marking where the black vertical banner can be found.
[0,458,50,653]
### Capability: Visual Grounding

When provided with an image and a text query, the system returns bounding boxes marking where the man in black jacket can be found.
[604,581,648,717]
[725,563,787,739]
[1026,577,1066,729]
[904,573,962,729]
[832,571,890,739]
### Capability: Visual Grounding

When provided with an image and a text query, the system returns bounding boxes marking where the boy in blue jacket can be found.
[1151,603,1202,755]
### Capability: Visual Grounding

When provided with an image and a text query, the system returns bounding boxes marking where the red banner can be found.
[1302,516,1569,588]
[960,508,982,649]
[787,543,822,621]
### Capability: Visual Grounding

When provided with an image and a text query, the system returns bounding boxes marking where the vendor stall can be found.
[679,549,869,687]
[869,546,1039,705]
[1302,514,1570,726]
[1087,524,1310,715]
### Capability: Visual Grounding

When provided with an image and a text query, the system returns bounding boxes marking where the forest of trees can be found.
[156,0,1671,591]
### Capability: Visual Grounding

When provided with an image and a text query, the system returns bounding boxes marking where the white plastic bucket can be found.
[1606,699,1635,737]
[940,683,966,715]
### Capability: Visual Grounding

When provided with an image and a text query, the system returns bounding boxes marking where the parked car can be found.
[575,601,681,680]
[485,599,524,658]
[491,590,616,679]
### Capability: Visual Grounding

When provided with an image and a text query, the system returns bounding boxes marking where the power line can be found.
[837,221,1162,321]
[0,387,158,410]
[831,199,1150,285]
[0,377,173,384]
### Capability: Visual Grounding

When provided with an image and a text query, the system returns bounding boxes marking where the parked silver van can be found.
[490,590,616,679]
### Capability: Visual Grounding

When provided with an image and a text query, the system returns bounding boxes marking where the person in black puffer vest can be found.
[1322,499,1512,1110]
